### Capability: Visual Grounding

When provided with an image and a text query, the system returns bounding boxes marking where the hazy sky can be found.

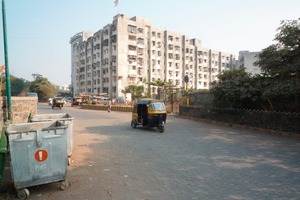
[0,0,299,86]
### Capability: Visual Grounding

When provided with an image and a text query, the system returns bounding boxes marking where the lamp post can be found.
[2,0,12,121]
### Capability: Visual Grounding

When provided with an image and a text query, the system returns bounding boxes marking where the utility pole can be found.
[2,0,12,121]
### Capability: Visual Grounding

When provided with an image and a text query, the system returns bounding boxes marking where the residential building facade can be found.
[70,14,235,99]
[236,50,261,75]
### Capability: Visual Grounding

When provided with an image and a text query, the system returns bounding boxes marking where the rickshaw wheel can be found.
[131,121,137,128]
[159,126,164,133]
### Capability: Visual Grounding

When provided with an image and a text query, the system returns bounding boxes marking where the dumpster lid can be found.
[6,121,68,134]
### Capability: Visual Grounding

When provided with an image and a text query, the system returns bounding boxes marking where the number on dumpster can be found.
[35,150,48,162]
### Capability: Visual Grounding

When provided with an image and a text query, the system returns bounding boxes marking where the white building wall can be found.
[164,31,182,88]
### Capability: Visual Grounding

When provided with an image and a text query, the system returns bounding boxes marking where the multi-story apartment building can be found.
[70,14,235,99]
[236,50,261,75]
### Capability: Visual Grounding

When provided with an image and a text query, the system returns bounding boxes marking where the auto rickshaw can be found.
[131,98,167,133]
[52,97,64,109]
[71,97,82,107]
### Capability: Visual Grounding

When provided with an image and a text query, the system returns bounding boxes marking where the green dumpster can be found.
[0,126,8,185]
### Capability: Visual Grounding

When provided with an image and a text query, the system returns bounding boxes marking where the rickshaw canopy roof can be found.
[136,98,164,105]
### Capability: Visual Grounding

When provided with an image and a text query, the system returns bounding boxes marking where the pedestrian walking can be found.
[107,98,112,112]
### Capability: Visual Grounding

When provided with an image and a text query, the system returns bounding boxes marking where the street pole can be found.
[185,83,189,105]
[184,75,189,105]
[2,0,12,121]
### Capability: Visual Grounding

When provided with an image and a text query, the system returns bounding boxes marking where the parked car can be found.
[27,92,38,99]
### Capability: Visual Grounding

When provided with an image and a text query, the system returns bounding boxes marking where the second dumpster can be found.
[30,113,74,160]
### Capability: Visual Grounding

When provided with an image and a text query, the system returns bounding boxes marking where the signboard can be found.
[184,75,189,83]
[35,149,48,162]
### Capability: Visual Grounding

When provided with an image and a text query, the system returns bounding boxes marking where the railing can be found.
[179,105,300,133]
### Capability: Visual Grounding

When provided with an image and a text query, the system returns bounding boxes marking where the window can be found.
[129,35,136,40]
[138,28,143,33]
[138,38,144,45]
[104,29,109,35]
[128,45,136,50]
[111,24,116,31]
[111,35,117,43]
[128,25,137,33]
[149,102,165,111]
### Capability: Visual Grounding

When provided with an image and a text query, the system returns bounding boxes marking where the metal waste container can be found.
[6,121,70,200]
[0,126,8,185]
[31,113,74,159]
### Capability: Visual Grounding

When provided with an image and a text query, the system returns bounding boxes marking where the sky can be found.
[0,0,299,86]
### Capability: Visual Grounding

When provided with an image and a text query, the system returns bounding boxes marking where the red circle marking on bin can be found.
[35,150,48,162]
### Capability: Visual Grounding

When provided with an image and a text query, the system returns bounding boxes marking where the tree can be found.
[147,80,177,100]
[210,69,261,108]
[254,19,300,111]
[29,76,55,99]
[122,85,145,99]
[1,75,29,96]
[255,20,300,77]
[10,76,29,96]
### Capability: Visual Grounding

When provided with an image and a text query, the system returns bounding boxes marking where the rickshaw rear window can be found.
[149,102,165,111]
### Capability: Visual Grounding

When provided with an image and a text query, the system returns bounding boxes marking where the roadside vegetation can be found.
[0,73,69,100]
[211,19,300,113]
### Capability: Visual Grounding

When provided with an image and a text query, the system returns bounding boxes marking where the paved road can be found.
[1,103,300,200]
